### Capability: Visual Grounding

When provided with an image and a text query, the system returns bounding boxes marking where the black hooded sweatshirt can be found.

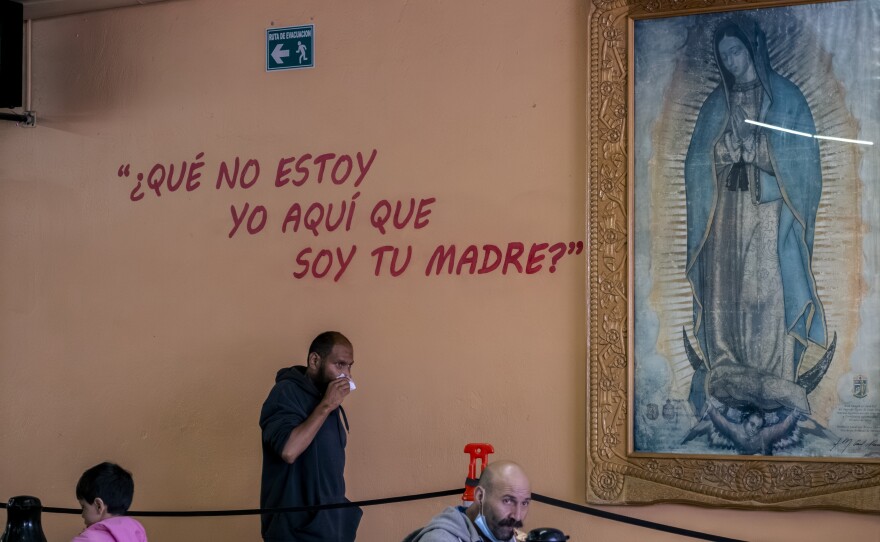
[259,365,362,541]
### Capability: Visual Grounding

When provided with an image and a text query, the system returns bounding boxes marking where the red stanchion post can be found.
[461,443,494,504]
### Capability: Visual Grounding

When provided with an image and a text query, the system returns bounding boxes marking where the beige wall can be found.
[0,1,877,541]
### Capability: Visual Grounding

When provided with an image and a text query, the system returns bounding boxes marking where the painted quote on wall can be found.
[115,149,583,281]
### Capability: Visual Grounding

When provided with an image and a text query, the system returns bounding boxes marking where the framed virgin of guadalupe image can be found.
[587,0,880,510]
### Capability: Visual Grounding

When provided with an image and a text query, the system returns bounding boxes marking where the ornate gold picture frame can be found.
[587,0,880,511]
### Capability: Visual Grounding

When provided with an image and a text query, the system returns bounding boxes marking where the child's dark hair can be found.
[75,462,134,515]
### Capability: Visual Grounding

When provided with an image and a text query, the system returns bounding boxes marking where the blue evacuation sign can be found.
[266,25,314,71]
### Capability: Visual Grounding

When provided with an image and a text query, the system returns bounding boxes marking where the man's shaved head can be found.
[478,460,530,493]
[469,460,531,540]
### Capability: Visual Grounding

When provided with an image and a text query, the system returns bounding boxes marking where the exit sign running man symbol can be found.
[266,25,314,71]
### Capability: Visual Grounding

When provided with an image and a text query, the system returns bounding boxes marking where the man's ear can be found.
[474,487,484,504]
[307,352,320,369]
[94,497,107,515]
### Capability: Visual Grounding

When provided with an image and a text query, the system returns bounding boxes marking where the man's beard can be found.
[318,374,333,391]
[312,364,333,391]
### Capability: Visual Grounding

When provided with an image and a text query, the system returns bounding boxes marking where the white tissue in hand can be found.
[337,374,356,391]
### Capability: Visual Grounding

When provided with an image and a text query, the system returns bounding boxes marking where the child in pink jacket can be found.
[72,462,147,542]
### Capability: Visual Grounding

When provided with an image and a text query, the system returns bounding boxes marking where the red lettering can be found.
[388,246,411,277]
[371,246,392,276]
[303,203,325,237]
[228,203,249,238]
[345,192,360,231]
[291,246,357,281]
[281,203,301,233]
[146,164,165,196]
[186,152,205,192]
[354,149,378,187]
[240,159,260,188]
[334,246,357,281]
[331,155,353,184]
[456,245,478,275]
[312,249,333,278]
[371,245,411,277]
[216,157,241,189]
[502,242,525,274]
[313,153,336,182]
[228,202,266,237]
[478,245,501,274]
[370,200,391,234]
[324,201,345,232]
[292,247,312,279]
[275,156,295,187]
[425,245,456,275]
[246,205,267,234]
[526,242,548,274]
[370,197,434,233]
[130,177,144,202]
[548,242,567,272]
[392,199,416,230]
[293,154,312,186]
[414,197,436,229]
[166,162,185,191]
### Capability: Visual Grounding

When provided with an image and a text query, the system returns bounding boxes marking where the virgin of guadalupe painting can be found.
[632,2,880,459]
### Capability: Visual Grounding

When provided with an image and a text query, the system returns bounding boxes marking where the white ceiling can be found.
[15,0,170,20]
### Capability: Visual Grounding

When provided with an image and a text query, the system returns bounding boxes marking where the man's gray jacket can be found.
[402,506,484,542]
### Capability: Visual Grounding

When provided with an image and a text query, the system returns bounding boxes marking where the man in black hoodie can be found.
[260,331,362,541]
